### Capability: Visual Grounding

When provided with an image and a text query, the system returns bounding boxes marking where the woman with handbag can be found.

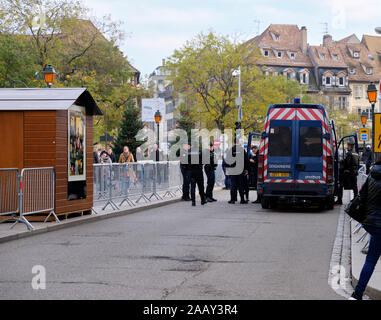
[349,157,381,300]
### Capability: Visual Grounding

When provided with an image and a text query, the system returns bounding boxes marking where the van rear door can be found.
[295,120,324,183]
[267,119,295,181]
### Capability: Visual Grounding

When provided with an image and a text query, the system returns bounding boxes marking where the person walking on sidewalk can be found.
[350,157,381,300]
[180,143,191,201]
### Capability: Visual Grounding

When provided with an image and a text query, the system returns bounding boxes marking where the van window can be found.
[269,126,292,156]
[299,126,322,157]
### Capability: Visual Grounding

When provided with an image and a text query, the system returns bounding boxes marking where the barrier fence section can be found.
[93,161,226,212]
[0,168,20,223]
[19,167,59,230]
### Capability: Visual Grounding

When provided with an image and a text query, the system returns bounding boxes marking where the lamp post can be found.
[232,66,242,137]
[361,111,368,152]
[155,110,162,147]
[42,64,56,88]
[367,82,378,161]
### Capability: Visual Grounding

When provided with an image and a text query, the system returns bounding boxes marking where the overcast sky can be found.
[82,0,381,79]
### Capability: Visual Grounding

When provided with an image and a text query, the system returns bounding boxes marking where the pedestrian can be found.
[362,145,372,175]
[188,144,207,207]
[249,146,262,204]
[107,147,117,163]
[343,139,359,199]
[335,157,345,205]
[204,143,218,202]
[93,147,99,164]
[349,156,381,300]
[134,146,144,162]
[119,146,135,163]
[180,143,191,201]
[222,157,231,190]
[100,150,112,164]
[226,138,249,204]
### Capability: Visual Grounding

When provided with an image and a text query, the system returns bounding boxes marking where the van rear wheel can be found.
[261,197,270,209]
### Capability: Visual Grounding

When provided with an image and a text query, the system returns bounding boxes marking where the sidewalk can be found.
[345,191,381,300]
[0,193,183,244]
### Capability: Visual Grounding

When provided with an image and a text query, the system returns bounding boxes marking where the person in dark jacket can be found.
[180,143,191,201]
[188,146,207,206]
[204,143,218,202]
[93,147,100,164]
[343,140,359,199]
[350,157,381,300]
[362,145,372,175]
[225,138,249,204]
[107,147,117,163]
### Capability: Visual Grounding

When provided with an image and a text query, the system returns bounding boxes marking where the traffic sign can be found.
[374,113,381,152]
[359,128,369,142]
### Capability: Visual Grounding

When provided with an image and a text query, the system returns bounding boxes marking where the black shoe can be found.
[349,292,363,300]
[252,200,261,204]
[228,200,236,204]
[240,200,248,204]
[182,198,192,202]
[192,202,196,207]
[201,200,207,205]
[206,197,214,203]
[335,200,343,205]
[211,198,218,202]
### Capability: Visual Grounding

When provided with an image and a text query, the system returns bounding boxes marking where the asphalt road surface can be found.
[0,190,343,300]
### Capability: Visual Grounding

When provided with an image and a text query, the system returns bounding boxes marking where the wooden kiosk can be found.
[0,88,102,220]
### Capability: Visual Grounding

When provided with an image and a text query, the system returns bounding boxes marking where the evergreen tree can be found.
[113,100,143,160]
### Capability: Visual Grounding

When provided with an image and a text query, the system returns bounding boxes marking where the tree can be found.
[164,31,307,132]
[113,100,143,159]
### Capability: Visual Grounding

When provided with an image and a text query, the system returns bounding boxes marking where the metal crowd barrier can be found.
[0,168,20,224]
[92,162,227,212]
[19,167,59,230]
[0,167,58,231]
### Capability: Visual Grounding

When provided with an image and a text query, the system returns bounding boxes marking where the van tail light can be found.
[327,156,333,184]
[258,155,265,183]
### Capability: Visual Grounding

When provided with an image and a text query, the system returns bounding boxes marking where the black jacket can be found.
[360,164,381,229]
[225,145,249,175]
[204,149,217,171]
[188,149,203,171]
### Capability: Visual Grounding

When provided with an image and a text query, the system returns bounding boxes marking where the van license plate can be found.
[270,172,290,178]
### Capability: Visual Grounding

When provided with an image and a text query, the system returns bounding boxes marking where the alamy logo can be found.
[31,265,46,290]
[31,5,46,31]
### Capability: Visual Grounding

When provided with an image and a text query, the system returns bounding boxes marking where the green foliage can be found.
[112,100,143,159]
[164,31,306,132]
[0,0,148,143]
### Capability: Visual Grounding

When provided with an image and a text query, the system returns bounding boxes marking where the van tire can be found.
[326,196,334,210]
[261,197,270,209]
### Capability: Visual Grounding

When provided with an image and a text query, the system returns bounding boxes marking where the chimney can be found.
[301,26,307,53]
[323,34,333,47]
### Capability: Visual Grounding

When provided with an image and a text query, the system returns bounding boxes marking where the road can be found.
[0,190,343,300]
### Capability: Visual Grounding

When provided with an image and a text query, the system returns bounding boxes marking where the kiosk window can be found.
[269,126,292,157]
[299,126,322,157]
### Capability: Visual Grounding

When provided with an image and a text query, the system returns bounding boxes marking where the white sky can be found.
[82,0,381,79]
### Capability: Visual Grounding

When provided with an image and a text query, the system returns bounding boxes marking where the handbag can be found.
[344,196,367,223]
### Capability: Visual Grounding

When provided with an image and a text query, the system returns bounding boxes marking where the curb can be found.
[0,197,182,245]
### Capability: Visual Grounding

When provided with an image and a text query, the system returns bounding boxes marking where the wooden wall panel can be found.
[0,111,23,170]
[23,111,56,169]
[55,110,93,215]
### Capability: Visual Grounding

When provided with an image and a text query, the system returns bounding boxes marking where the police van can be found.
[250,100,337,210]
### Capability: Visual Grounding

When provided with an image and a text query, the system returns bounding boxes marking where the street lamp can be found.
[232,66,242,136]
[361,111,368,151]
[154,110,162,146]
[367,82,378,161]
[42,64,56,88]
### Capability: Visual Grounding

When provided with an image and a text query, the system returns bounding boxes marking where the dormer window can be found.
[277,51,283,58]
[264,50,269,57]
[325,76,331,86]
[350,68,356,75]
[332,54,338,61]
[353,52,360,58]
[338,76,345,86]
[319,53,326,60]
[290,52,296,59]
[366,67,373,75]
[274,34,279,41]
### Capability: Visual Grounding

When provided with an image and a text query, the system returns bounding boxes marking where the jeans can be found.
[354,225,381,297]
